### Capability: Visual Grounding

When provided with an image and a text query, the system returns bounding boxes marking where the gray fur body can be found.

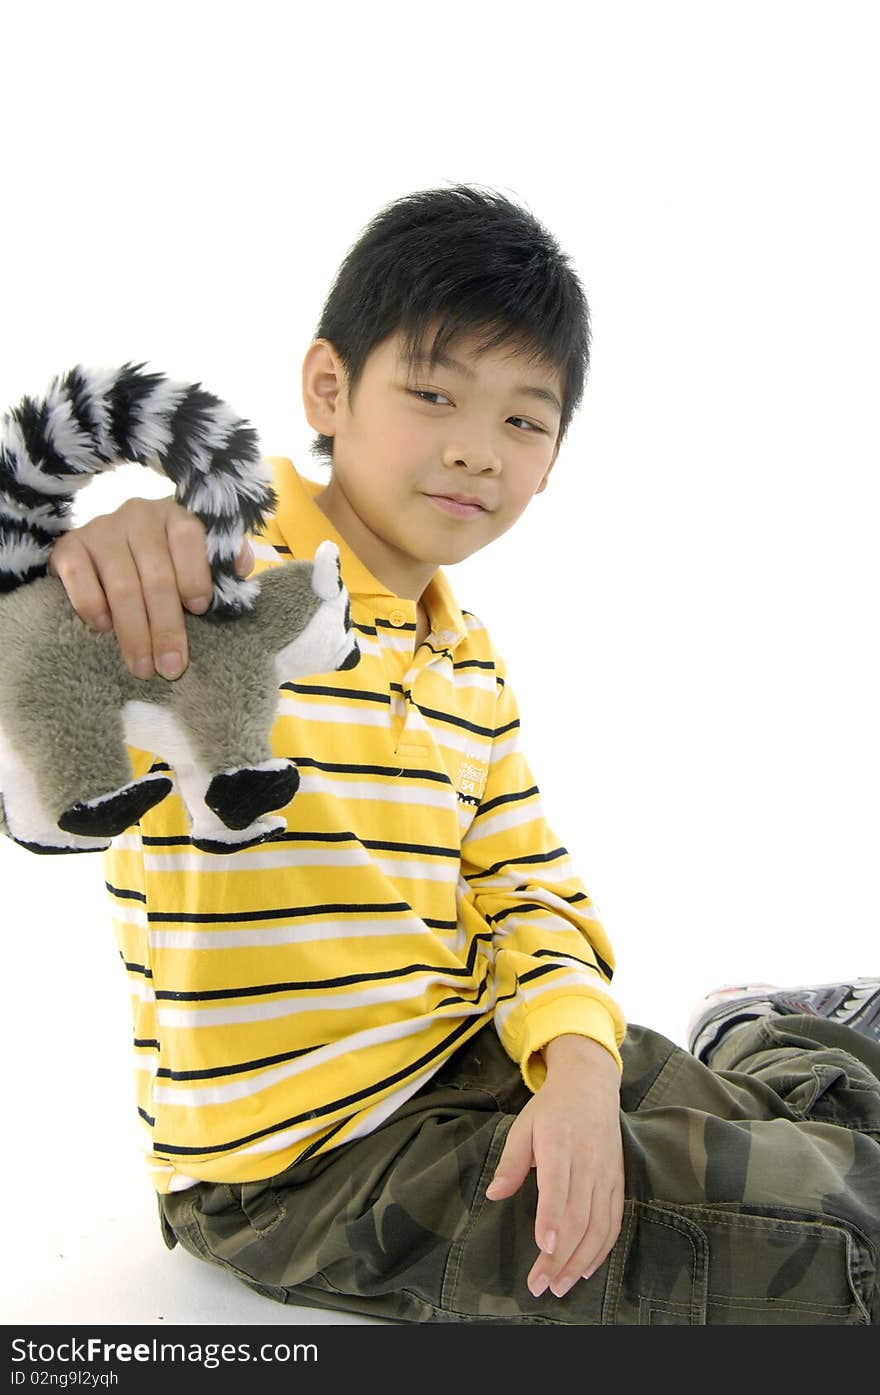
[0,547,358,852]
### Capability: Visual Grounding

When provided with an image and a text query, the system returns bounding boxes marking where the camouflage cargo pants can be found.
[158,1016,880,1324]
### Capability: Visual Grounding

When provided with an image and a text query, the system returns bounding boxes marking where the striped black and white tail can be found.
[0,362,276,615]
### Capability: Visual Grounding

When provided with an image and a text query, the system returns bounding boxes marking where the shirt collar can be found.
[264,457,468,646]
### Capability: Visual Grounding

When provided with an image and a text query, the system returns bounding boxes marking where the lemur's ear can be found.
[311,540,343,601]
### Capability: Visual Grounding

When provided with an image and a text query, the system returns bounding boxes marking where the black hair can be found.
[309,183,591,461]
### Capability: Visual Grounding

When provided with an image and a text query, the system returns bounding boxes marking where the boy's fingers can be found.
[543,1188,624,1298]
[485,1119,533,1200]
[139,565,190,679]
[529,1160,616,1298]
[164,505,214,615]
[96,549,156,678]
[532,1146,572,1258]
[235,538,255,577]
[130,530,194,681]
[47,497,208,679]
[572,1228,614,1290]
[578,1189,624,1280]
[529,1206,599,1299]
[48,536,112,631]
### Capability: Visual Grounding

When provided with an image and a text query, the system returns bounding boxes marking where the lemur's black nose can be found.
[337,643,360,671]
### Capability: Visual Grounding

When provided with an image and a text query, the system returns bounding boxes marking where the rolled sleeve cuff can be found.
[518,996,625,1092]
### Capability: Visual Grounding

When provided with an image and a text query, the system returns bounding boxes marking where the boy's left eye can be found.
[410,389,451,406]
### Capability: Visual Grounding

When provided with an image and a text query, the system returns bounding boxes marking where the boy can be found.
[49,185,880,1324]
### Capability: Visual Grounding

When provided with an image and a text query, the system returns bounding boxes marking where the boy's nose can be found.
[441,441,502,474]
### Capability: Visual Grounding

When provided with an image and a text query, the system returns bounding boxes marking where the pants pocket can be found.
[609,1201,709,1324]
[696,1205,873,1324]
[610,1200,873,1325]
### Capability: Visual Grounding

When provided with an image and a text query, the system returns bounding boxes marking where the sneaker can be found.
[687,977,880,1063]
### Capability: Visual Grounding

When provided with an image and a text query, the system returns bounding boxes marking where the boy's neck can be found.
[314,475,436,603]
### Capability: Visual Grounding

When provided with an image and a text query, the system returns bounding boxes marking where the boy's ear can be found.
[301,339,348,439]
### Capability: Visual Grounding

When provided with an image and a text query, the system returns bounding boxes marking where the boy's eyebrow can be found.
[404,350,563,415]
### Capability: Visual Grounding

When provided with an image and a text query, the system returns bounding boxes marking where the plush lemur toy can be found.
[0,362,359,855]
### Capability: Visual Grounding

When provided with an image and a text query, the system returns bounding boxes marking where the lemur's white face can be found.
[275,542,359,679]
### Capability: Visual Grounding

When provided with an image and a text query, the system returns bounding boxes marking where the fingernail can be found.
[543,1229,557,1256]
[186,596,210,614]
[551,1275,575,1298]
[582,1266,597,1281]
[134,657,155,678]
[485,1178,504,1198]
[158,651,183,680]
[93,614,111,632]
[529,1274,550,1298]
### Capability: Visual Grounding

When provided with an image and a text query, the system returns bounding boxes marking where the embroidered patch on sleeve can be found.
[456,754,489,805]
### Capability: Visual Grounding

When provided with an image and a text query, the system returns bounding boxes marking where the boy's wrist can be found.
[541,1032,621,1080]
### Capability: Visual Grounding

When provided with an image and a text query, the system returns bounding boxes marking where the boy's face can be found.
[302,324,564,598]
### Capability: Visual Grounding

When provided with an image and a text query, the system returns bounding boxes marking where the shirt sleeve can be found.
[460,650,627,1090]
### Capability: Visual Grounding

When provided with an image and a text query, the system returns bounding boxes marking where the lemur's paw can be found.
[2,833,110,854]
[58,772,173,838]
[205,759,299,830]
[1,787,111,853]
[0,798,111,853]
[191,816,287,854]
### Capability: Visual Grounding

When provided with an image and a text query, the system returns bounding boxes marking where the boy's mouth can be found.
[424,493,489,517]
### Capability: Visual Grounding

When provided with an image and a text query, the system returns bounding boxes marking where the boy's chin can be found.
[421,540,486,566]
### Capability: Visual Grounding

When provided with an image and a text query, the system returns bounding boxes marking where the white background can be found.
[1,0,877,1326]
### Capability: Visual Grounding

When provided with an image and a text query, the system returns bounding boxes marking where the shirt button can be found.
[389,609,407,627]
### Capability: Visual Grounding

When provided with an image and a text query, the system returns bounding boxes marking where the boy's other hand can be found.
[48,496,255,680]
[485,1033,624,1302]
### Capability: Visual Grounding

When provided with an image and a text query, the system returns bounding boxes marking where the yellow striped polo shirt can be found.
[103,459,626,1194]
